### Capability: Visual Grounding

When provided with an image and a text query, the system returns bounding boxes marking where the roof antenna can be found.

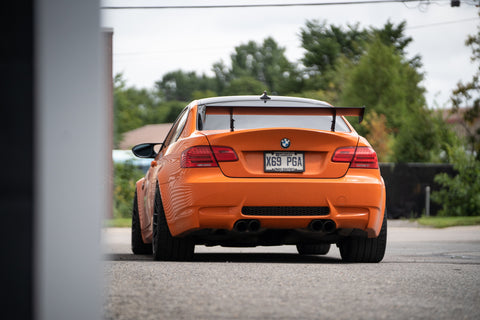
[260,90,271,103]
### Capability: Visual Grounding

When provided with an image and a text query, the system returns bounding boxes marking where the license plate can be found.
[264,152,305,173]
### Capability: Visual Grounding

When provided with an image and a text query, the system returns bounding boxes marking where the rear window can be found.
[202,114,350,132]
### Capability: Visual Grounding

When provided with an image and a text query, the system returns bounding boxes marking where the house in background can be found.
[119,123,172,150]
[442,108,480,140]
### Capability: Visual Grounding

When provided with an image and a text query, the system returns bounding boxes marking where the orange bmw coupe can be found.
[131,93,387,262]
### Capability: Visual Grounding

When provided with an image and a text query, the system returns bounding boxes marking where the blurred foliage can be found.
[364,111,393,162]
[112,18,480,218]
[340,37,420,130]
[450,12,480,159]
[113,161,144,219]
[433,16,480,217]
[392,109,440,163]
[431,147,480,217]
[228,37,301,95]
[113,19,465,164]
[339,36,441,162]
[114,74,167,148]
[162,100,187,123]
[104,218,132,228]
[222,76,266,95]
[300,20,368,90]
[155,70,217,102]
[192,89,217,100]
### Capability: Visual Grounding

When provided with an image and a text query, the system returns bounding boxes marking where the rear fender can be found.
[135,178,153,243]
[366,176,386,238]
[356,136,385,237]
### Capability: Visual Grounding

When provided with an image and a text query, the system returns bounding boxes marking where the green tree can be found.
[450,13,480,158]
[212,61,232,95]
[219,37,300,95]
[113,161,144,219]
[392,109,439,163]
[370,20,421,68]
[299,20,423,95]
[339,37,444,162]
[222,76,266,95]
[300,20,367,79]
[299,20,418,101]
[432,14,480,217]
[341,37,419,128]
[114,73,190,148]
[364,111,393,162]
[163,100,187,122]
[156,70,217,102]
[192,89,217,100]
[114,74,166,148]
[432,147,480,216]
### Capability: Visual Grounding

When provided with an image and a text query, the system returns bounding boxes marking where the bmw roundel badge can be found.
[281,138,291,149]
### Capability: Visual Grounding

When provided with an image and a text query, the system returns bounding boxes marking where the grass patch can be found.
[104,218,131,228]
[417,216,480,228]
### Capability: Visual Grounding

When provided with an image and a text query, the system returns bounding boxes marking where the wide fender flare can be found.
[366,176,386,238]
[135,178,152,243]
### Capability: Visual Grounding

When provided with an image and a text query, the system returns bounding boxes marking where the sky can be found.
[101,0,479,108]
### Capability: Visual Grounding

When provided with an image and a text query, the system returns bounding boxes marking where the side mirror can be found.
[132,143,162,158]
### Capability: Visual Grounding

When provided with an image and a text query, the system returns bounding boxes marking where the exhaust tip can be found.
[248,219,261,232]
[234,219,261,232]
[309,220,324,232]
[322,220,336,233]
[234,220,248,232]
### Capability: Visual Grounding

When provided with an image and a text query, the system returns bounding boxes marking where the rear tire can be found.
[296,243,331,255]
[339,213,387,263]
[152,183,194,261]
[131,190,153,255]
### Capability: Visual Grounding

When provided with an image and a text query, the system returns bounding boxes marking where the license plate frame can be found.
[264,151,305,173]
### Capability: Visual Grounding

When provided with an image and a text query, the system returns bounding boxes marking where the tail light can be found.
[181,146,238,168]
[332,146,378,169]
[181,146,216,168]
[211,146,238,162]
[351,147,379,169]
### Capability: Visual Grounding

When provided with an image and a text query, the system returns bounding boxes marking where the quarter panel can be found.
[156,132,213,235]
[135,178,153,243]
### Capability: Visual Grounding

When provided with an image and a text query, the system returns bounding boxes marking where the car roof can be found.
[195,95,333,108]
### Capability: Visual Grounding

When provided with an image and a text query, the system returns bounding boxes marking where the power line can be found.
[407,17,478,29]
[112,16,477,57]
[101,0,446,10]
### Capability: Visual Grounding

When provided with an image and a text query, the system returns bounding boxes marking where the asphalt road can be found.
[103,221,480,320]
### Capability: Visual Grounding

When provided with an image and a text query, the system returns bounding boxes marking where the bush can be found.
[113,161,144,219]
[432,147,480,216]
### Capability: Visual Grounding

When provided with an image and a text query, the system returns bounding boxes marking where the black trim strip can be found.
[242,206,330,216]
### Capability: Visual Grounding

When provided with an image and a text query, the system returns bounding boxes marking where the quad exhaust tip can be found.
[234,219,261,232]
[234,219,335,233]
[309,219,336,233]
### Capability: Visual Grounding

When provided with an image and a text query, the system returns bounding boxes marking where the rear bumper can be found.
[159,168,385,238]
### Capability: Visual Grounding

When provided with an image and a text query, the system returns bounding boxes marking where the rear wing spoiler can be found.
[197,105,365,132]
[329,106,365,131]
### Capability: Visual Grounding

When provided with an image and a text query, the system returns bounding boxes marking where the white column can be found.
[35,1,106,319]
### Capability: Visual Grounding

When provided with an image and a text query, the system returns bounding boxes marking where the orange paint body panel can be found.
[205,128,357,178]
[158,167,385,238]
